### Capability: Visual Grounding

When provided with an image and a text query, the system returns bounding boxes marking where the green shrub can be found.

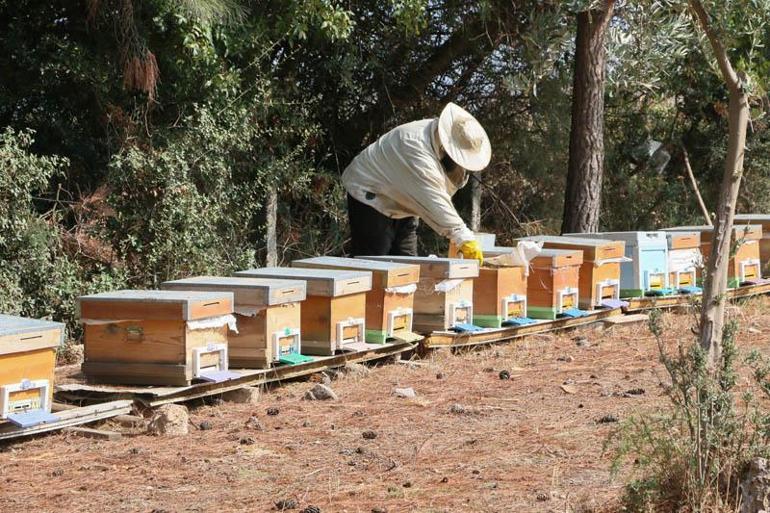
[609,309,770,512]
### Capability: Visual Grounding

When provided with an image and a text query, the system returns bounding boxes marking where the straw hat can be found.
[437,102,491,172]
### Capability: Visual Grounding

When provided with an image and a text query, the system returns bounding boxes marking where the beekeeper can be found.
[342,102,491,264]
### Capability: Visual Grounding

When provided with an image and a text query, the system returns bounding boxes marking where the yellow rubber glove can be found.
[458,240,484,265]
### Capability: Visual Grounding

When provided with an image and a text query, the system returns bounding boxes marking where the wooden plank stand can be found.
[162,276,307,368]
[234,267,371,356]
[291,256,421,344]
[359,256,479,332]
[0,315,64,428]
[79,290,237,386]
[520,235,626,310]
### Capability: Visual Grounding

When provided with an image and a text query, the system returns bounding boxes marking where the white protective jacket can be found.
[342,118,475,246]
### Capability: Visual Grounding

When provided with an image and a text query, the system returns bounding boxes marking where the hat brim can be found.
[438,102,492,172]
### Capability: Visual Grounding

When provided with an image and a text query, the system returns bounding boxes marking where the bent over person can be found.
[342,102,491,264]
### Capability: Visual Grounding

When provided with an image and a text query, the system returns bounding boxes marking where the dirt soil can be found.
[1,298,769,513]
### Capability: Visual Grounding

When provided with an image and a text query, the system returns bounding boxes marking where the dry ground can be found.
[1,298,769,513]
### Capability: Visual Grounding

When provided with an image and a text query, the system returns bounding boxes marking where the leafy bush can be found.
[0,128,126,336]
[610,309,770,512]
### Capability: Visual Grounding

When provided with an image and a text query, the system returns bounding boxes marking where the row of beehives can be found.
[0,216,768,428]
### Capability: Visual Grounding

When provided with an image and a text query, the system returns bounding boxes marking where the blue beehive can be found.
[564,231,671,297]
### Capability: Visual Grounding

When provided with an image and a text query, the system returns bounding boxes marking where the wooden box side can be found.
[184,324,230,372]
[0,327,62,356]
[668,232,701,250]
[228,304,300,367]
[526,266,556,308]
[84,319,187,365]
[0,348,56,406]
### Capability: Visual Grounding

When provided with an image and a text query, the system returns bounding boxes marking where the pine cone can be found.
[300,507,321,513]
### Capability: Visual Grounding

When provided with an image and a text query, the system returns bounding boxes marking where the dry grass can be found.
[1,297,768,513]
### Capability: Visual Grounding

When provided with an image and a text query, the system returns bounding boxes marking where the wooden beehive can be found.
[0,315,63,426]
[565,232,670,297]
[291,256,420,343]
[519,236,625,309]
[735,214,770,277]
[664,231,702,291]
[471,266,528,328]
[665,224,763,287]
[162,276,306,368]
[521,248,583,320]
[447,237,529,328]
[360,256,479,332]
[234,267,371,356]
[79,290,236,386]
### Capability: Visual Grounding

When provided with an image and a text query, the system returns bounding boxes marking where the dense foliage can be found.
[1,0,769,334]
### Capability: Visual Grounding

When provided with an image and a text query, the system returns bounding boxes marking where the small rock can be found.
[436,372,445,380]
[449,403,466,414]
[199,420,213,431]
[597,414,619,424]
[392,387,416,399]
[51,469,64,477]
[147,404,189,436]
[372,508,388,513]
[556,355,574,362]
[300,506,321,513]
[402,481,412,488]
[589,374,598,379]
[302,420,311,428]
[471,469,480,475]
[274,498,298,510]
[222,387,261,404]
[498,370,511,380]
[343,362,370,378]
[574,336,591,348]
[440,477,449,483]
[240,437,256,445]
[362,430,378,440]
[266,407,280,416]
[304,383,338,401]
[128,447,141,455]
[625,387,646,396]
[483,367,494,373]
[536,492,550,502]
[748,327,761,334]
[245,416,264,431]
[563,378,576,385]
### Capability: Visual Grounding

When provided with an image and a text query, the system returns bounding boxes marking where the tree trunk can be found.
[264,185,278,266]
[561,2,615,234]
[688,0,750,365]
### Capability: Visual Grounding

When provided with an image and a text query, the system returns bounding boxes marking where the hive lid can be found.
[78,289,234,321]
[519,235,624,261]
[358,255,479,279]
[234,267,372,297]
[531,248,584,267]
[0,314,64,355]
[161,276,306,306]
[292,256,420,288]
[564,231,668,250]
[665,224,763,242]
[665,231,701,250]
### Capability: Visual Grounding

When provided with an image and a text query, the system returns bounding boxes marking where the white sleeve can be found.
[389,141,474,246]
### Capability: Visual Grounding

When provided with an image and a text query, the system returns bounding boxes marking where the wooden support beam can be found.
[64,426,122,441]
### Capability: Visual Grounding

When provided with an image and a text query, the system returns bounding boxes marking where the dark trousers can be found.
[347,194,418,257]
